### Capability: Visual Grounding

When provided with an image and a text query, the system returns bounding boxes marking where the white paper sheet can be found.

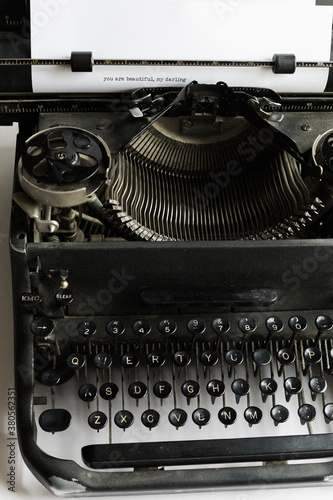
[30,1,333,93]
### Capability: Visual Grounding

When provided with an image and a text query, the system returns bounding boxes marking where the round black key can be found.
[277,348,295,365]
[265,316,284,333]
[218,407,237,425]
[100,382,119,400]
[120,353,139,368]
[141,409,160,428]
[39,409,71,432]
[78,383,97,402]
[192,408,210,426]
[225,349,243,366]
[78,320,96,337]
[93,352,112,370]
[114,410,134,429]
[271,405,289,423]
[172,351,191,367]
[284,377,302,395]
[304,347,321,364]
[211,317,230,334]
[146,351,165,367]
[298,404,316,422]
[40,368,60,386]
[244,406,262,424]
[238,317,257,334]
[309,376,327,394]
[200,350,218,366]
[31,317,54,336]
[158,319,177,335]
[324,403,333,421]
[288,315,307,332]
[88,411,107,430]
[153,381,172,398]
[259,378,277,395]
[253,349,271,366]
[106,319,125,336]
[315,314,333,332]
[128,381,147,399]
[232,378,250,396]
[169,408,187,427]
[187,318,206,334]
[207,379,225,397]
[132,319,151,336]
[67,353,85,370]
[55,289,73,305]
[181,380,200,398]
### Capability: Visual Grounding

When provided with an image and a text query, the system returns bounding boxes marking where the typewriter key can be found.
[284,377,302,399]
[39,409,71,433]
[78,383,97,402]
[153,381,172,398]
[187,318,206,334]
[132,319,151,336]
[120,353,139,368]
[211,318,230,334]
[207,379,225,397]
[172,351,191,367]
[309,376,327,396]
[100,382,119,400]
[271,405,289,424]
[67,353,85,370]
[277,347,295,365]
[265,316,284,333]
[218,407,237,425]
[169,408,187,427]
[238,317,257,334]
[106,320,125,336]
[128,382,147,399]
[259,378,277,395]
[253,348,271,366]
[141,409,160,428]
[158,319,177,335]
[288,315,307,332]
[146,351,165,367]
[192,408,210,426]
[93,352,112,370]
[78,320,96,337]
[40,368,60,387]
[225,349,243,366]
[304,347,321,364]
[244,406,262,425]
[30,317,54,336]
[114,410,134,429]
[231,379,250,397]
[181,380,200,398]
[298,404,316,424]
[200,350,218,366]
[88,411,107,430]
[324,403,333,422]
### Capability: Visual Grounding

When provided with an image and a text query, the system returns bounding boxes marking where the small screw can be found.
[302,124,311,131]
[183,120,193,129]
[56,152,67,159]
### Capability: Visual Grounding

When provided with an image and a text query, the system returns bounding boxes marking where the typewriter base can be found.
[10,214,333,495]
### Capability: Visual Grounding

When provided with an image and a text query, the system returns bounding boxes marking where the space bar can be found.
[81,434,332,469]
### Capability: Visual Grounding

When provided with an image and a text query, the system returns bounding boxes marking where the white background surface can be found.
[1,125,333,498]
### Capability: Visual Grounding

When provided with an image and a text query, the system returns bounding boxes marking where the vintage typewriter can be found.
[5,0,333,496]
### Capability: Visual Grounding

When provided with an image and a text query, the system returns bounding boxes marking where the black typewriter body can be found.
[6,2,333,496]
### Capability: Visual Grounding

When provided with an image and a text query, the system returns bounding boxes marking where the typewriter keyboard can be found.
[31,312,333,470]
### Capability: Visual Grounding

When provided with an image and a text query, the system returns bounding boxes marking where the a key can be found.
[39,409,71,433]
[141,409,160,428]
[88,411,107,430]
